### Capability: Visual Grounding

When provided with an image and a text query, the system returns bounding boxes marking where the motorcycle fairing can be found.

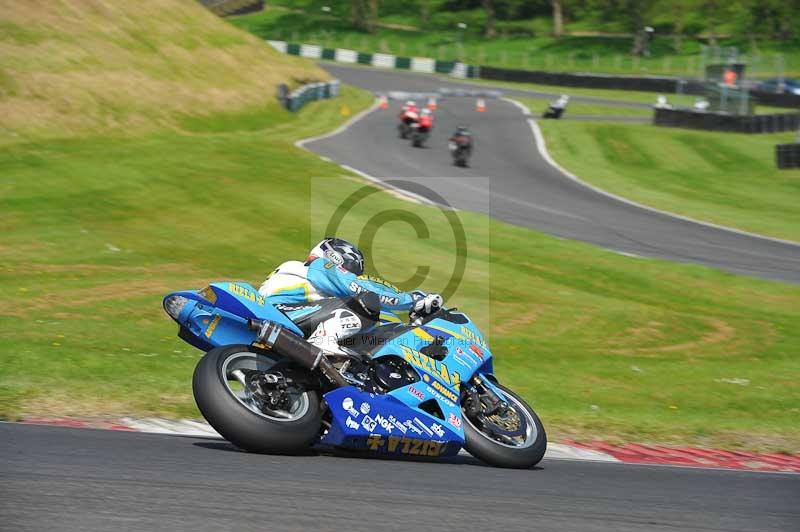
[321,387,463,457]
[208,282,303,334]
[163,283,304,352]
[342,315,499,446]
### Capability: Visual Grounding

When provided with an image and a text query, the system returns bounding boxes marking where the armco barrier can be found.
[654,108,800,134]
[776,143,800,169]
[279,80,340,112]
[266,40,479,79]
[479,65,705,94]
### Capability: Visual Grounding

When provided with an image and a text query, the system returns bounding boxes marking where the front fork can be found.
[465,373,509,417]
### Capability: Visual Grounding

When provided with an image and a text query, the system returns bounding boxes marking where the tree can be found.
[350,0,378,33]
[551,0,564,37]
[420,0,431,29]
[481,0,497,38]
[701,0,721,47]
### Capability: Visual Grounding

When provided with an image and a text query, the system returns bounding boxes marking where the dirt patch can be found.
[609,317,735,355]
[493,306,543,334]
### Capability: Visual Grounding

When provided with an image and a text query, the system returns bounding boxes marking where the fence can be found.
[278,80,340,112]
[266,40,480,79]
[479,65,705,94]
[653,108,800,134]
[479,65,800,109]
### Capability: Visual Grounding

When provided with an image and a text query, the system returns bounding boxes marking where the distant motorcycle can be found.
[542,95,569,119]
[398,112,419,139]
[410,123,430,147]
[450,136,472,167]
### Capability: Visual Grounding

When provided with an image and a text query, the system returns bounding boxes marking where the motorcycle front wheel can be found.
[462,381,547,468]
[193,344,321,453]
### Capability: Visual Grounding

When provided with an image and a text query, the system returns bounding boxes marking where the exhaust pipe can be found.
[249,320,347,387]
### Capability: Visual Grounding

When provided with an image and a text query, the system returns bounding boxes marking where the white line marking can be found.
[295,99,437,206]
[504,97,800,248]
[295,99,380,149]
[614,250,644,259]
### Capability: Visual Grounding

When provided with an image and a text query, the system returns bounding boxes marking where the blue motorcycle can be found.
[163,281,546,468]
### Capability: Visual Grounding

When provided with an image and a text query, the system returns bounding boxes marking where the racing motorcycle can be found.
[450,136,472,167]
[397,112,419,139]
[163,282,546,468]
[410,122,430,148]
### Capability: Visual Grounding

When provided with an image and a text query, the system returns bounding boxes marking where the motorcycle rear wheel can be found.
[462,381,547,468]
[193,344,321,453]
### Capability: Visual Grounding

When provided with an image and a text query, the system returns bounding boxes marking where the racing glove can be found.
[410,292,443,321]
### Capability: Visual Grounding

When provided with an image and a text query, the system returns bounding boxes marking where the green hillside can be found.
[0,0,327,140]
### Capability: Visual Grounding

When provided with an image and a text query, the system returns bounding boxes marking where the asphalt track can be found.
[309,64,800,283]
[3,423,798,532]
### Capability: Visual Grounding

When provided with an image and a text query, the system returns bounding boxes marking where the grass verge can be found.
[533,119,800,242]
[519,98,653,118]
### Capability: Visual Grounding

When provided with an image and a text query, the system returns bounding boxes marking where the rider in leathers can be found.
[258,237,443,354]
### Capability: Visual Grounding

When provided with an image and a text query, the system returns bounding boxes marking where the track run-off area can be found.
[307,64,800,284]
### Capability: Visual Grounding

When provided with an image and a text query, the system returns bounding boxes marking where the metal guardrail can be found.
[278,80,340,112]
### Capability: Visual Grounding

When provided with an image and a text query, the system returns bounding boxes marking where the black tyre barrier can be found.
[281,80,341,112]
[653,108,800,134]
[752,90,800,110]
[479,66,705,94]
[776,144,800,169]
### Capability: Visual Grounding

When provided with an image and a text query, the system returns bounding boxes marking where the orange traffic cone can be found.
[427,97,437,111]
[476,98,486,112]
[378,94,389,109]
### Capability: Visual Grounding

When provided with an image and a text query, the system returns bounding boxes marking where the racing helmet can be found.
[406,100,416,107]
[421,108,431,116]
[308,237,365,275]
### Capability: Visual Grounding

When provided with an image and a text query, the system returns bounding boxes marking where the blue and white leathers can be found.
[258,257,421,311]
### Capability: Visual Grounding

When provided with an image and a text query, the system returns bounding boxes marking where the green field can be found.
[2,0,799,453]
[231,5,800,78]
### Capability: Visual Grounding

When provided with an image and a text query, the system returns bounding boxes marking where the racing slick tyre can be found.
[462,382,547,468]
[193,344,321,454]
